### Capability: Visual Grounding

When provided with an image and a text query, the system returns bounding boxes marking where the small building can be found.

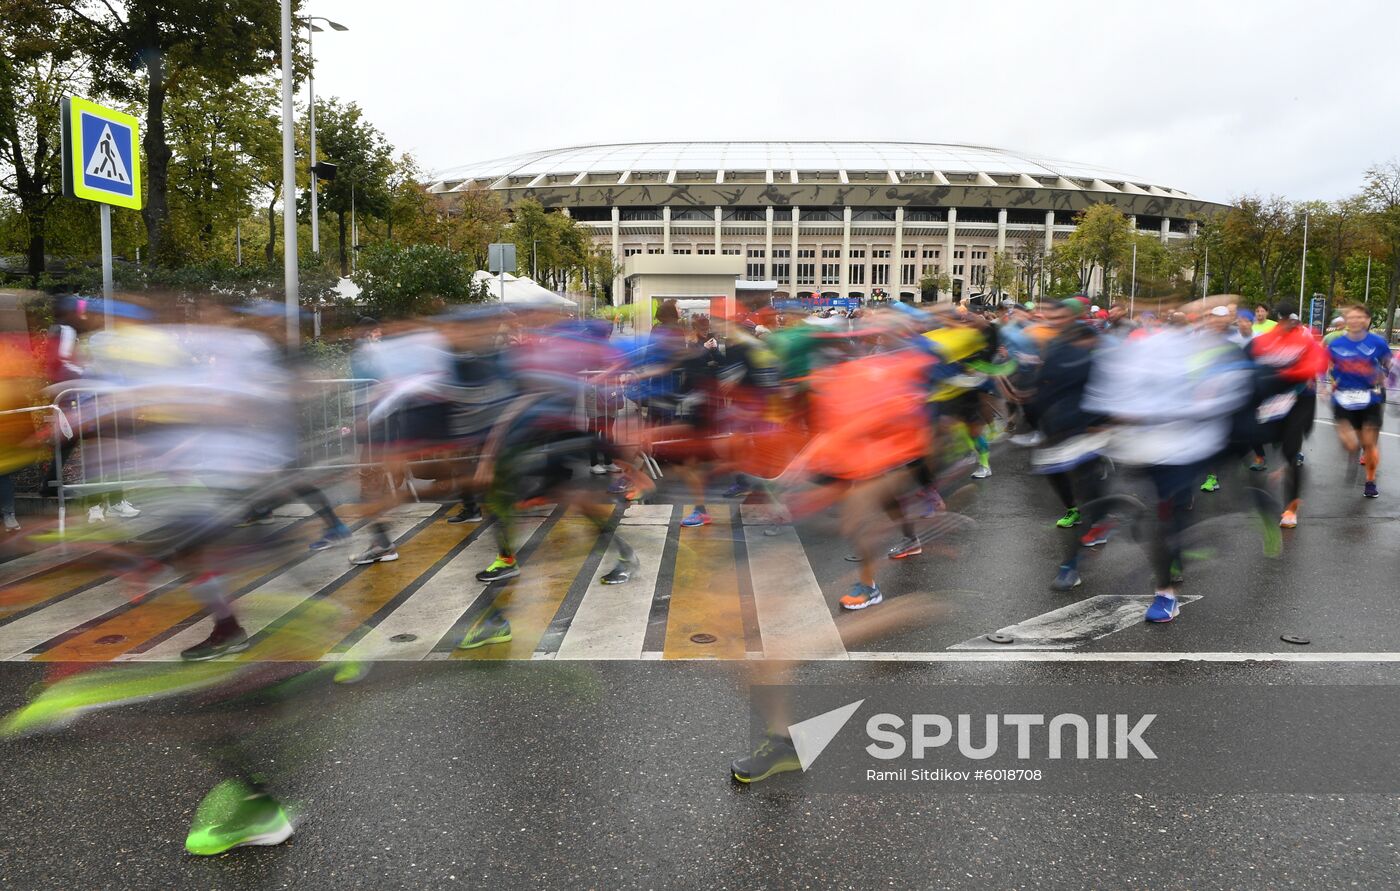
[622,254,744,333]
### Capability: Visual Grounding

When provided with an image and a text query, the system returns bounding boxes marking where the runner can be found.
[1326,303,1390,498]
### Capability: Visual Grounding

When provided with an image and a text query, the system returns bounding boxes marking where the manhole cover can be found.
[390,633,418,643]
[689,633,717,645]
[843,554,862,562]
[1280,634,1310,646]
[96,634,125,645]
[984,633,1015,645]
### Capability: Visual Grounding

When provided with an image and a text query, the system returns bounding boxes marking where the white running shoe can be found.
[1009,431,1044,447]
[603,463,622,473]
[971,465,992,479]
[3,512,19,532]
[88,504,105,523]
[589,464,609,475]
[109,499,140,518]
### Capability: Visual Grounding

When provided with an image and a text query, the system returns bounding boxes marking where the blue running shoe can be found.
[309,523,351,551]
[722,482,752,499]
[1051,565,1082,591]
[680,509,712,527]
[1145,592,1179,623]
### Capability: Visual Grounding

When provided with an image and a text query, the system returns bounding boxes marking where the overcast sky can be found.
[308,0,1398,203]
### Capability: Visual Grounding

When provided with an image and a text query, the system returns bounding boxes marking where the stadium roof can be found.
[430,140,1192,196]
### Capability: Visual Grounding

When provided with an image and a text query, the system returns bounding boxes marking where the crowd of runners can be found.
[1,287,1394,847]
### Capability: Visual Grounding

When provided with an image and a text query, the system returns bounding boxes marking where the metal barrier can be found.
[0,403,68,533]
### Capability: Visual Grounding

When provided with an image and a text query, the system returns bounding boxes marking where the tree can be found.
[0,4,88,277]
[1222,195,1297,301]
[1362,161,1400,341]
[45,0,291,264]
[1063,203,1133,298]
[987,250,1019,299]
[918,267,952,302]
[312,98,393,274]
[352,241,478,318]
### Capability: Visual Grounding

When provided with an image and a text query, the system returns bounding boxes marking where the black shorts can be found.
[940,392,983,425]
[1335,400,1383,431]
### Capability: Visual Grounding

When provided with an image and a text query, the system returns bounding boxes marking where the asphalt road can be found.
[3,408,1400,890]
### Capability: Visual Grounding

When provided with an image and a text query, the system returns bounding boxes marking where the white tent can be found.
[472,270,575,307]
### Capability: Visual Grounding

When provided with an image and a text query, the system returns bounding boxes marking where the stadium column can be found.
[1160,216,1170,244]
[841,206,852,298]
[713,206,722,254]
[945,207,957,296]
[663,206,672,255]
[764,207,774,282]
[611,206,623,302]
[790,206,800,293]
[891,207,905,302]
[1044,210,1054,257]
[996,208,1007,255]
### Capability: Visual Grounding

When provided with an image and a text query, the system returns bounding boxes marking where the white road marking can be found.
[740,505,846,660]
[845,651,1400,663]
[330,516,548,662]
[950,594,1203,650]
[0,576,169,660]
[124,517,424,661]
[1315,418,1400,439]
[555,523,669,660]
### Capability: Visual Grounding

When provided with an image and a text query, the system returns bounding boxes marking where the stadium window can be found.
[872,264,890,286]
[902,248,916,259]
[772,248,790,259]
[772,262,790,281]
[872,248,891,259]
[673,247,691,255]
[746,262,766,279]
[797,248,816,259]
[953,264,964,276]
[747,248,766,258]
[848,248,866,259]
[796,263,816,285]
[722,247,741,255]
[697,247,715,255]
[624,248,642,256]
[954,249,965,259]
[822,248,841,259]
[647,247,663,254]
[922,248,939,259]
[901,264,916,285]
[848,264,866,285]
[821,263,840,285]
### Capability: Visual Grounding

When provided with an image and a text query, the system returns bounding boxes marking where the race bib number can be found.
[1335,389,1375,410]
[1256,392,1297,423]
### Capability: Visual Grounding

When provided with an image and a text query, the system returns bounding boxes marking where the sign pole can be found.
[99,203,114,330]
[1297,209,1309,318]
[280,0,299,346]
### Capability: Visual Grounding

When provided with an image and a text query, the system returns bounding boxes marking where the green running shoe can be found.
[457,611,512,650]
[185,782,294,856]
[731,734,802,784]
[1055,507,1082,529]
[475,555,520,583]
[1200,473,1220,493]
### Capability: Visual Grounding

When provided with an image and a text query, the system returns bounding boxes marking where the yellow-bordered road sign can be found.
[61,96,142,210]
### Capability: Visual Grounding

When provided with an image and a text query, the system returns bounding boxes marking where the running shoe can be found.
[3,512,18,533]
[1200,473,1220,493]
[309,522,352,551]
[1296,453,1305,466]
[1144,592,1180,623]
[87,504,105,523]
[108,499,140,518]
[185,785,294,856]
[731,734,802,784]
[590,464,610,475]
[1249,458,1267,472]
[475,555,520,582]
[600,557,639,584]
[1009,430,1044,447]
[920,489,946,518]
[1055,507,1081,528]
[1051,565,1082,591]
[350,543,399,565]
[447,505,484,524]
[887,537,922,559]
[607,478,631,495]
[971,465,992,479]
[332,661,370,685]
[680,509,712,527]
[603,463,622,473]
[1364,481,1380,498]
[722,482,752,499]
[839,582,883,610]
[1279,510,1298,528]
[180,622,249,661]
[1080,525,1112,547]
[457,611,512,649]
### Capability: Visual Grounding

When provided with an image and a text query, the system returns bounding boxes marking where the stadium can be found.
[427,140,1229,303]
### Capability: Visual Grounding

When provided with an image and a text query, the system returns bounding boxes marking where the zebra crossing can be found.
[0,500,851,663]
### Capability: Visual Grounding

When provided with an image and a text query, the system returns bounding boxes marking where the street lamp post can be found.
[1297,209,1309,318]
[301,15,348,257]
[279,0,298,346]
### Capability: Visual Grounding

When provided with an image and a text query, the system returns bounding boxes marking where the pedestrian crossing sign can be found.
[61,95,142,209]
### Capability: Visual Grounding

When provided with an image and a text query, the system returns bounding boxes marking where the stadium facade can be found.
[428,141,1228,303]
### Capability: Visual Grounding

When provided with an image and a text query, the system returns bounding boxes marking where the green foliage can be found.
[352,242,479,318]
[311,99,394,275]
